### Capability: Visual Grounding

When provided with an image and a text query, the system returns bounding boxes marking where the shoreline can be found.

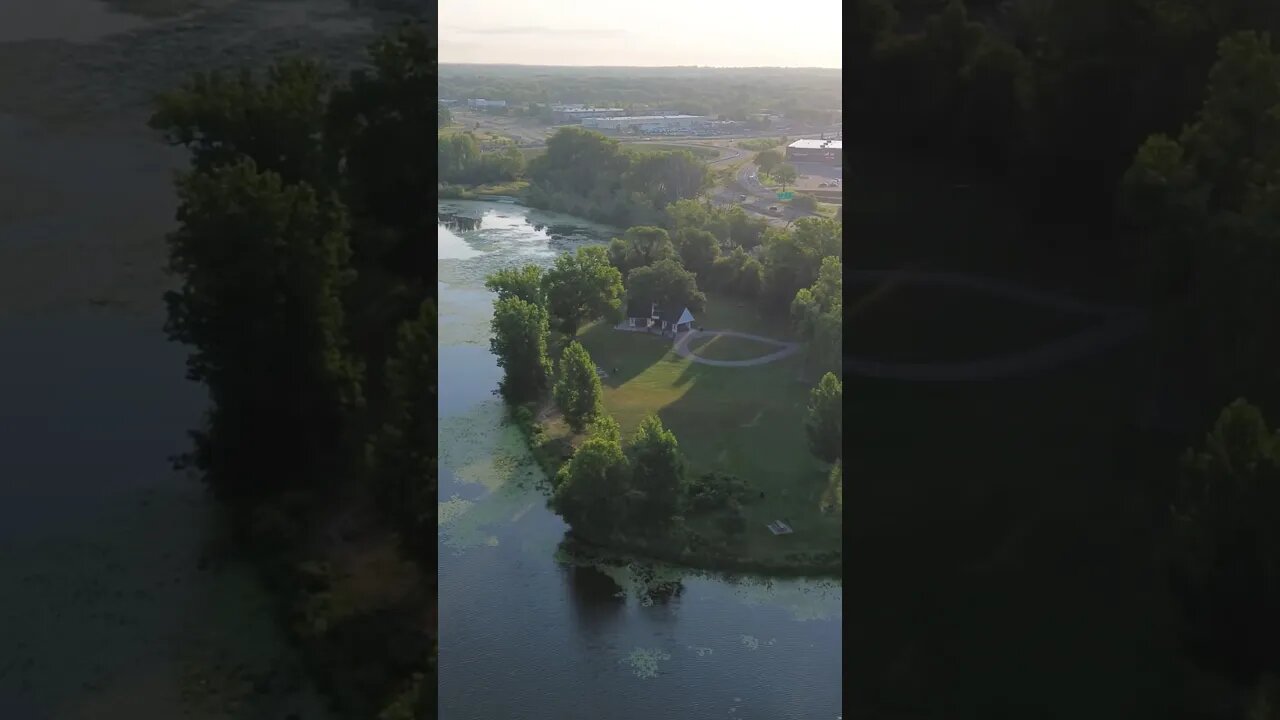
[512,404,843,579]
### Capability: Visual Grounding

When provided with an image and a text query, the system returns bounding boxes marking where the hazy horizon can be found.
[439,0,842,69]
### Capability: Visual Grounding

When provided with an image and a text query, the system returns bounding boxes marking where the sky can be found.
[438,0,841,68]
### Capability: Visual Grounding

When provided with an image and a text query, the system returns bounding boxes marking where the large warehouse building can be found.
[786,138,842,165]
[550,105,626,123]
[581,115,709,133]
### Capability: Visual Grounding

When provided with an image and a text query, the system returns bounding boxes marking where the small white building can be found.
[466,98,508,109]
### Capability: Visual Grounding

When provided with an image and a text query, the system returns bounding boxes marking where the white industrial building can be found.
[581,115,709,133]
[466,98,508,109]
[549,105,625,123]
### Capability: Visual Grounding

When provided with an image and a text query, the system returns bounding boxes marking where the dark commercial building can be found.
[786,138,842,165]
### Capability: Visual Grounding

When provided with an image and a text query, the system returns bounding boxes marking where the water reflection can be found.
[438,212,481,233]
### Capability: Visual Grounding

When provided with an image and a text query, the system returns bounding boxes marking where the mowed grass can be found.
[558,319,839,564]
[695,292,794,339]
[621,143,720,160]
[469,180,529,196]
[848,143,1132,304]
[686,332,782,361]
[848,343,1184,718]
[847,140,1190,717]
[846,282,1097,363]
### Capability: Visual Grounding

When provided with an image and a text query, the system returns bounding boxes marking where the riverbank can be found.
[437,180,529,201]
[506,304,842,577]
[439,198,842,719]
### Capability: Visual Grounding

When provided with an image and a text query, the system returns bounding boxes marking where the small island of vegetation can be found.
[478,133,844,573]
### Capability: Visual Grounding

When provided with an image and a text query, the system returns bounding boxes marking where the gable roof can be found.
[659,305,693,325]
[626,298,657,318]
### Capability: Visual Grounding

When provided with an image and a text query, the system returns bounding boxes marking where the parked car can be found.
[738,194,748,201]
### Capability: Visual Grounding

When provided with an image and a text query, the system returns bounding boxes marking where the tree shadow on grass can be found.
[576,321,673,389]
[846,342,1186,718]
[659,355,835,558]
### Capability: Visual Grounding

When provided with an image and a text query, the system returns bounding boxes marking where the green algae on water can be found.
[621,647,671,679]
[438,496,474,527]
[728,577,843,622]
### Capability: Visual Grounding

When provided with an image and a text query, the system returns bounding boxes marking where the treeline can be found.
[151,24,434,719]
[437,131,524,186]
[853,0,1280,223]
[860,0,1280,704]
[438,65,841,123]
[525,127,711,227]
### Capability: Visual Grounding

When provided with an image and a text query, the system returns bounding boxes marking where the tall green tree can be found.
[326,22,436,255]
[551,415,631,541]
[554,341,604,433]
[627,258,707,315]
[607,226,677,278]
[622,150,710,211]
[804,372,843,463]
[367,299,436,560]
[1122,32,1280,416]
[164,159,363,500]
[542,246,624,336]
[791,256,843,372]
[149,57,334,188]
[674,228,721,277]
[490,297,551,403]
[755,149,783,173]
[528,126,629,197]
[1172,399,1280,678]
[773,163,798,192]
[485,265,546,306]
[627,415,686,530]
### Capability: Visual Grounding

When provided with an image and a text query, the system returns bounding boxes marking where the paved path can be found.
[675,329,801,367]
[670,270,1150,378]
[844,270,1150,382]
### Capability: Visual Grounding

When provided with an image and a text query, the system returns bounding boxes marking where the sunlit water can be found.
[438,200,843,720]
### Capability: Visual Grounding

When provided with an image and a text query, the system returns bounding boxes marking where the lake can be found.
[0,2,393,717]
[438,200,843,720]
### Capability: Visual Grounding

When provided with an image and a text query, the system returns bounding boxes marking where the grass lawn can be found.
[621,143,720,160]
[695,292,794,340]
[848,142,1134,304]
[686,332,783,361]
[816,201,841,218]
[470,180,529,196]
[847,341,1186,718]
[846,141,1197,717]
[541,319,839,569]
[845,282,1098,363]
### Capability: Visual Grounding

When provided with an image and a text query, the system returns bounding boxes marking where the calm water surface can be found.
[438,200,843,720]
[0,3,386,717]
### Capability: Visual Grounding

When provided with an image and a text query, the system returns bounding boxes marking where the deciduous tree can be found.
[490,296,551,403]
[804,372,842,463]
[627,415,686,530]
[485,265,546,306]
[367,299,436,559]
[554,341,604,433]
[164,159,364,500]
[626,258,707,315]
[542,246,623,336]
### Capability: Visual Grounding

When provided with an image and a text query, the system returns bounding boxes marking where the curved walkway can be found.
[844,270,1150,381]
[675,329,800,367]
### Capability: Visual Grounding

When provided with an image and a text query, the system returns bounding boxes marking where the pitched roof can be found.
[626,298,656,318]
[659,305,693,325]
